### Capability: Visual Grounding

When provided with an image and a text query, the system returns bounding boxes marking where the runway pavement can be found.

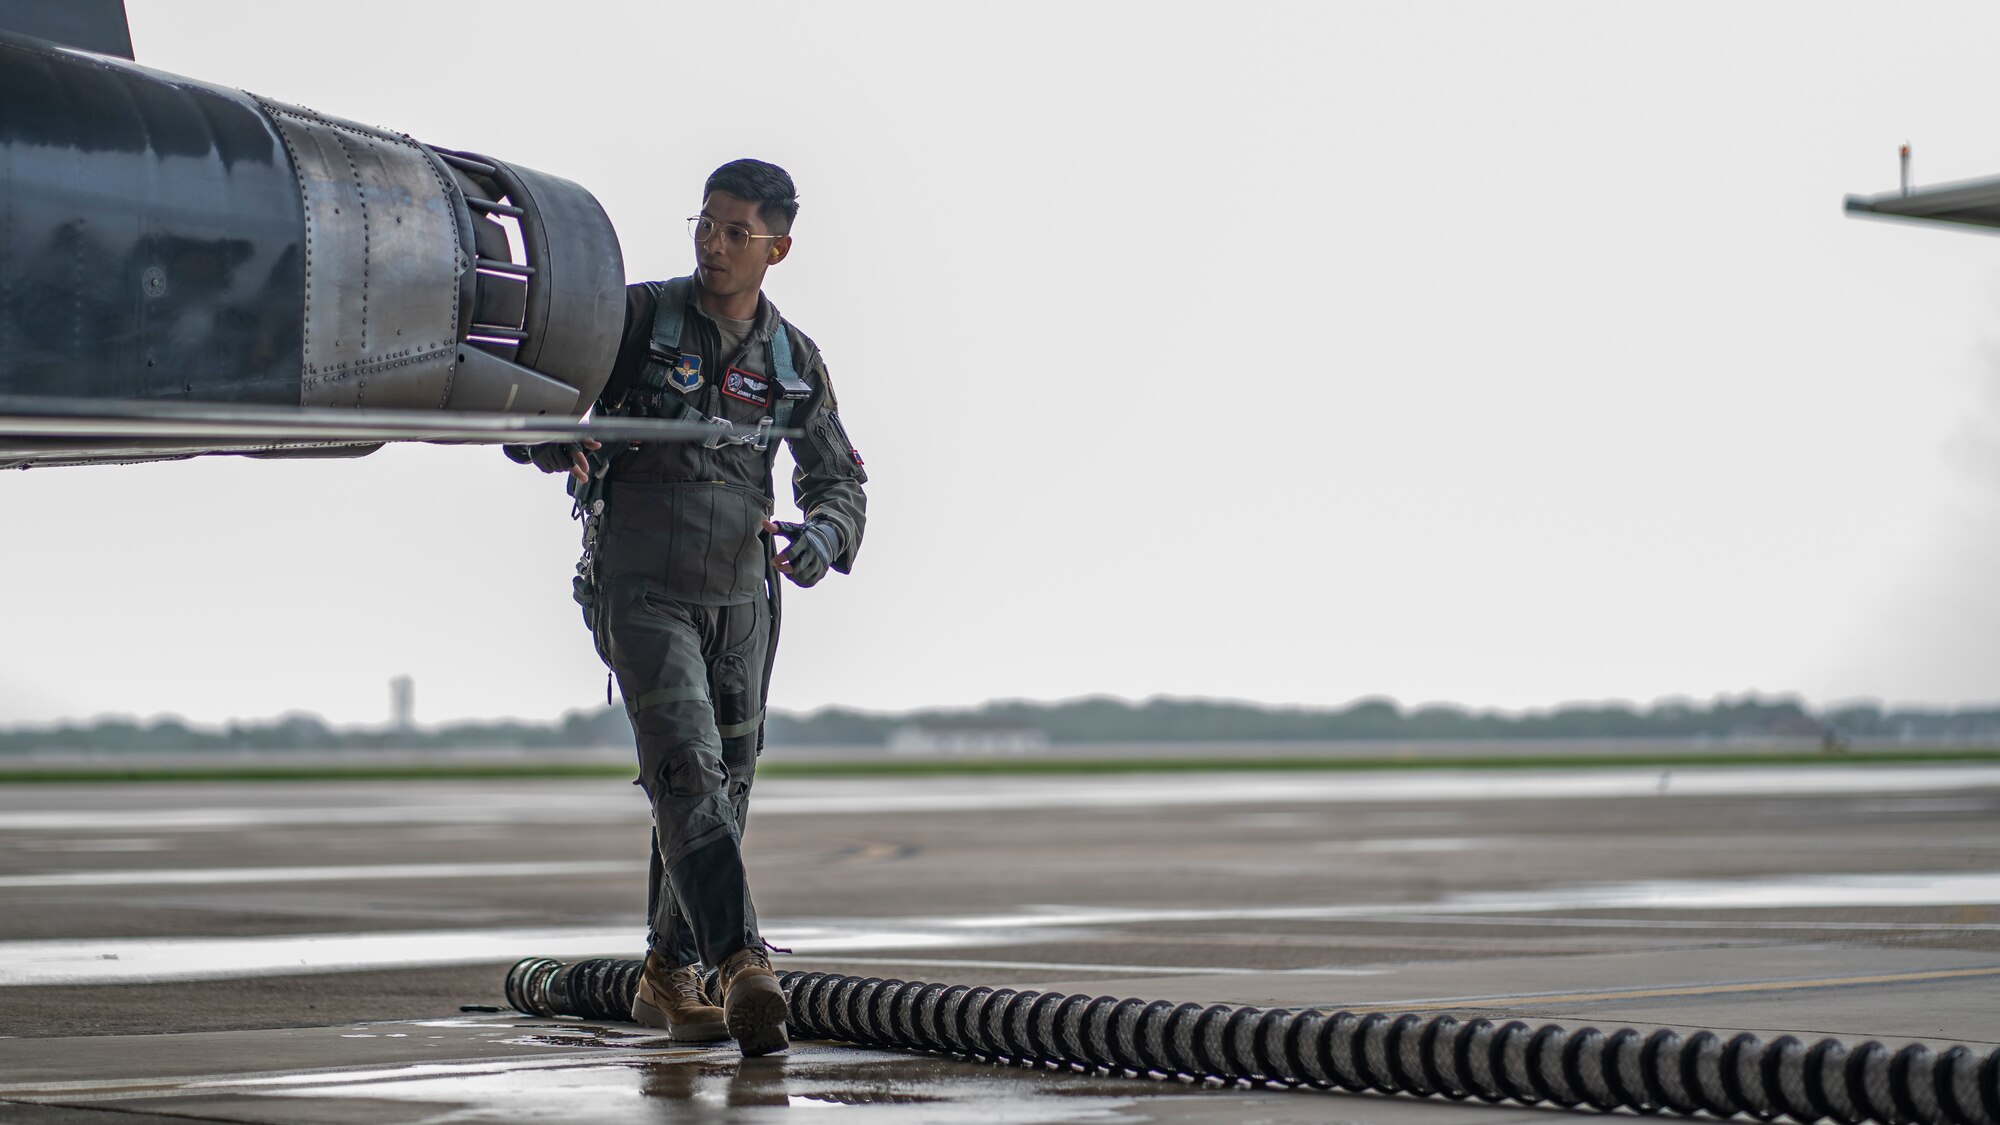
[1,763,1997,1122]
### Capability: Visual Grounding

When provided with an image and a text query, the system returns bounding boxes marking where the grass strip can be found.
[1,747,1998,783]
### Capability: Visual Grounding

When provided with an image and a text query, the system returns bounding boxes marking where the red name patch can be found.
[721,368,771,407]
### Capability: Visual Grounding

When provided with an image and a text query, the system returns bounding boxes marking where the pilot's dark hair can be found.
[704,159,799,234]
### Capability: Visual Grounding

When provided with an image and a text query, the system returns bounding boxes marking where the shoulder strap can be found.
[769,326,798,430]
[768,322,815,432]
[644,279,689,382]
[634,278,700,421]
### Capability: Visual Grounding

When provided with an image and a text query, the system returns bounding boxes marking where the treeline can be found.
[2,696,1997,752]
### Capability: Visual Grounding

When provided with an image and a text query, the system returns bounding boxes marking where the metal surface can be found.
[0,31,306,404]
[254,97,465,410]
[0,0,131,57]
[0,394,784,465]
[0,30,631,470]
[1845,175,2000,232]
[449,150,626,408]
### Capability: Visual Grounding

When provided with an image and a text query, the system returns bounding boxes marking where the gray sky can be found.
[3,1,1998,728]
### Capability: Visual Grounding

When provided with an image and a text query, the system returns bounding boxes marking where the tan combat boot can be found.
[716,945,789,1056]
[630,951,727,1042]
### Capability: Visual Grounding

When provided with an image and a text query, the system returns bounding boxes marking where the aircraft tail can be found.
[0,0,131,58]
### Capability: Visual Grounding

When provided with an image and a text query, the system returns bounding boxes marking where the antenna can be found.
[1900,142,1911,196]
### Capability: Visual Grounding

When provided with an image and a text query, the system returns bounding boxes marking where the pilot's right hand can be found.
[506,441,601,480]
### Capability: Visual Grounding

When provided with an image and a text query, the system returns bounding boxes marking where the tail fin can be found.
[0,0,132,58]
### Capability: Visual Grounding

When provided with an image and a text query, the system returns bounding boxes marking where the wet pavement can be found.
[2,764,1998,1122]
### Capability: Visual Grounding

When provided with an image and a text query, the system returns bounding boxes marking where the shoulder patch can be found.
[669,354,702,393]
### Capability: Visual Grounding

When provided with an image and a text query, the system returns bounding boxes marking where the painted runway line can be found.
[1,764,1995,832]
[0,860,635,889]
[1346,964,2000,1013]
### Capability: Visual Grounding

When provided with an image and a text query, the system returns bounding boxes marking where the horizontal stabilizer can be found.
[1844,174,2000,233]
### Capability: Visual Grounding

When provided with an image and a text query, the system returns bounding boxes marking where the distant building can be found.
[390,675,414,733]
[887,719,1048,756]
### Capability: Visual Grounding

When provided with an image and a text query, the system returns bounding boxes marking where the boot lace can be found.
[665,964,708,1005]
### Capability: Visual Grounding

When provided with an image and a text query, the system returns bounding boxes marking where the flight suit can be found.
[570,276,866,970]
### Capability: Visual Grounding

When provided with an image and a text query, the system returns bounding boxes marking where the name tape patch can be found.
[721,367,772,407]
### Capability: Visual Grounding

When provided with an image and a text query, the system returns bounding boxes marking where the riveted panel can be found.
[254,97,464,408]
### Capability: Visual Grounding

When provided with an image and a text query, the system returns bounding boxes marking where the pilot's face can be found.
[693,192,790,303]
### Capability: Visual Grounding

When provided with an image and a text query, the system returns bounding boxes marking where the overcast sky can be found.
[3,1,1998,728]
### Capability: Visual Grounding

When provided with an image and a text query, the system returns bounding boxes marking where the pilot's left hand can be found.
[765,518,837,587]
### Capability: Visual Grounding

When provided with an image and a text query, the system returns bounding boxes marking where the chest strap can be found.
[639,280,813,440]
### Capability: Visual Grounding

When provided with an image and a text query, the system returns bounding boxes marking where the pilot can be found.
[506,159,867,1057]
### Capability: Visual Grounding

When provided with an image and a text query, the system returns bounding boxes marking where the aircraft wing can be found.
[1844,175,2000,232]
[0,396,784,470]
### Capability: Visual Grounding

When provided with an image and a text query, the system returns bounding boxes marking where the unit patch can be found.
[669,353,703,393]
[721,367,772,407]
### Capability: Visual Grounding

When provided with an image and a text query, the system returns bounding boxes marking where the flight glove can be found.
[504,442,583,474]
[770,520,840,588]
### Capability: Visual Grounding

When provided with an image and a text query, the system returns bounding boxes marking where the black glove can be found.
[504,442,582,474]
[770,519,840,588]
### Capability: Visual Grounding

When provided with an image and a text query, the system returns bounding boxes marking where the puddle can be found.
[44,1049,1158,1124]
[8,871,2000,987]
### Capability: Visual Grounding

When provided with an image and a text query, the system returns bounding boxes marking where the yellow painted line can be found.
[1344,964,2000,1013]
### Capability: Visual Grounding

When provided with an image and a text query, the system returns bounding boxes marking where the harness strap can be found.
[716,709,766,740]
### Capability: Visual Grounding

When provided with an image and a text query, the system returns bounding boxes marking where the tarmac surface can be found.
[1,762,1998,1122]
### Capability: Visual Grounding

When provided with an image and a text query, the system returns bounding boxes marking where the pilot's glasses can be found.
[688,216,782,252]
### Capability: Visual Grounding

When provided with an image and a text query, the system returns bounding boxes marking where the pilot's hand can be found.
[569,439,603,482]
[765,518,837,588]
[506,440,602,480]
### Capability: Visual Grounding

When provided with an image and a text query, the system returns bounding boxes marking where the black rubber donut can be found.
[1420,1015,1467,1100]
[1160,1001,1206,1079]
[1529,1023,1578,1107]
[1726,1033,1776,1121]
[1079,995,1124,1074]
[1848,1042,1900,1125]
[1815,1039,1864,1125]
[1565,1028,1621,1112]
[956,986,996,1058]
[1928,1046,1981,1125]
[1891,1044,1940,1125]
[1286,1011,1332,1089]
[1459,1018,1506,1103]
[1023,991,1066,1066]
[1252,1008,1296,1085]
[1191,1004,1235,1078]
[1221,1005,1265,1083]
[1133,1000,1176,1079]
[1048,992,1095,1070]
[933,985,975,1056]
[844,977,884,1044]
[1106,997,1151,1075]
[911,982,954,1055]
[1644,1028,1699,1116]
[1350,1012,1395,1092]
[982,988,1022,1060]
[1492,1020,1540,1106]
[1380,1013,1427,1096]
[1685,1030,1736,1117]
[823,975,860,1042]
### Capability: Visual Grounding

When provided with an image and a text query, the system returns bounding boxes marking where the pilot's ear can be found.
[768,235,792,266]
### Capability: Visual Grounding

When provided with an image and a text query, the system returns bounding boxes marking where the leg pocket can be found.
[658,742,727,798]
